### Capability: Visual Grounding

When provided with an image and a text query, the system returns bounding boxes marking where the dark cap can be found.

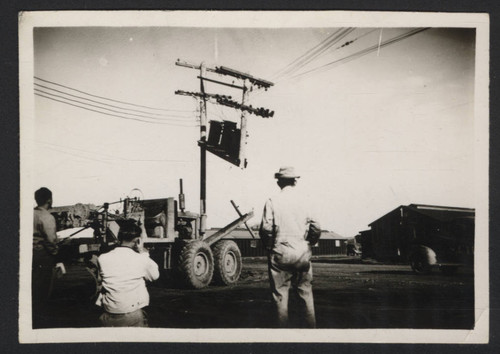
[117,219,142,242]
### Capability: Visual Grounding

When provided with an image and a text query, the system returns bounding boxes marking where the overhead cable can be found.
[334,29,378,50]
[34,83,194,119]
[283,27,355,77]
[271,28,344,79]
[35,88,193,123]
[37,141,190,163]
[38,144,110,163]
[289,28,430,80]
[34,76,192,113]
[252,29,374,97]
[35,93,198,127]
[274,28,355,79]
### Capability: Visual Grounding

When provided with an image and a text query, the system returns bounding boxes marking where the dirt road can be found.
[40,256,474,329]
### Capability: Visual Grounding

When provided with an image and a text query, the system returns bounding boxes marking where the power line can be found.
[334,28,378,50]
[272,28,346,79]
[289,28,430,80]
[274,28,356,80]
[35,88,193,123]
[275,28,379,84]
[253,28,374,97]
[283,27,355,78]
[35,92,198,127]
[38,144,110,164]
[34,76,192,113]
[34,83,194,119]
[37,141,192,163]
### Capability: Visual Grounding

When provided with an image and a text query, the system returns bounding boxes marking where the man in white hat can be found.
[259,166,321,328]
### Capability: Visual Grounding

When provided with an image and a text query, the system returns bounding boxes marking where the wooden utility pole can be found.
[199,63,208,235]
[239,79,250,168]
[175,59,273,237]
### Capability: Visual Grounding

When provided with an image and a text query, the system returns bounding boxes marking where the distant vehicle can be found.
[409,216,474,275]
[346,243,361,256]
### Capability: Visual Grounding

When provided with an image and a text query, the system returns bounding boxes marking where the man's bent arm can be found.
[43,214,59,255]
[143,256,160,282]
[306,218,322,246]
[259,199,275,249]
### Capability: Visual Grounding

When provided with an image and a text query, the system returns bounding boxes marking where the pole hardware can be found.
[175,90,274,118]
[176,59,274,90]
[175,59,274,234]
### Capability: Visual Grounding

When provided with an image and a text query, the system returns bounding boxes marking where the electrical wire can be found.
[334,29,378,50]
[272,28,345,79]
[286,27,355,77]
[288,28,430,80]
[34,76,191,113]
[37,141,191,163]
[34,83,194,119]
[35,88,193,123]
[250,28,376,98]
[276,29,377,83]
[38,144,111,164]
[35,92,198,127]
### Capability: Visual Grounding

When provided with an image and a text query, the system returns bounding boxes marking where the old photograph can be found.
[19,11,489,343]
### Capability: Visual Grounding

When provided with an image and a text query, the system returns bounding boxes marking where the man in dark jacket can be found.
[32,187,59,327]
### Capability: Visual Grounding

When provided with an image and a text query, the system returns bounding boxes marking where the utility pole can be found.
[175,59,274,237]
[199,63,208,235]
[239,79,250,168]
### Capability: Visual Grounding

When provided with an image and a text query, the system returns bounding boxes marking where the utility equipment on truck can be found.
[53,61,274,289]
[56,180,251,288]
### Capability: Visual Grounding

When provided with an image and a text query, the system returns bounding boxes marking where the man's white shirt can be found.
[97,247,159,314]
[262,185,315,241]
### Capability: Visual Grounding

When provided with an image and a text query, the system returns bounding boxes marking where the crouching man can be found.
[96,220,159,327]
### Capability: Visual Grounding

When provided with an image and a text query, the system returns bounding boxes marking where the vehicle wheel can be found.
[410,256,432,275]
[441,266,458,275]
[212,240,242,285]
[177,240,214,289]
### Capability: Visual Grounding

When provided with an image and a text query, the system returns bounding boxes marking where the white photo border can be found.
[18,10,490,344]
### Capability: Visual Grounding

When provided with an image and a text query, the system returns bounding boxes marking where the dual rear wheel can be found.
[212,240,242,285]
[177,240,242,289]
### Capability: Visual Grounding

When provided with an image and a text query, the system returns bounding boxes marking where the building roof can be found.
[368,204,475,226]
[207,228,346,240]
[407,204,475,222]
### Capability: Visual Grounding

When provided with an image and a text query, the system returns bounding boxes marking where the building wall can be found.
[357,230,373,259]
[371,209,402,261]
[226,237,348,258]
[366,206,475,263]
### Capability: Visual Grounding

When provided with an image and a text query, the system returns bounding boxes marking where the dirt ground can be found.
[36,256,474,329]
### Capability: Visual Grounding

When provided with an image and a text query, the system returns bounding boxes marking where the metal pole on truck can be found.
[199,63,208,236]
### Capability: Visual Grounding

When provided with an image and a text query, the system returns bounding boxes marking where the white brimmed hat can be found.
[274,166,300,179]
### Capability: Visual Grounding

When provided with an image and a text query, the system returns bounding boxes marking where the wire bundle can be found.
[34,77,197,127]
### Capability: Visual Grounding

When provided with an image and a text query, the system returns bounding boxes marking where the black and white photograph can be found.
[18,11,489,343]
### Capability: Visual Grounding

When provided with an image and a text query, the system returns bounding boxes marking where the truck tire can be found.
[212,240,242,285]
[178,240,214,289]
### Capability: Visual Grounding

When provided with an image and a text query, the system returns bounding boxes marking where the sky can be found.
[30,24,476,237]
